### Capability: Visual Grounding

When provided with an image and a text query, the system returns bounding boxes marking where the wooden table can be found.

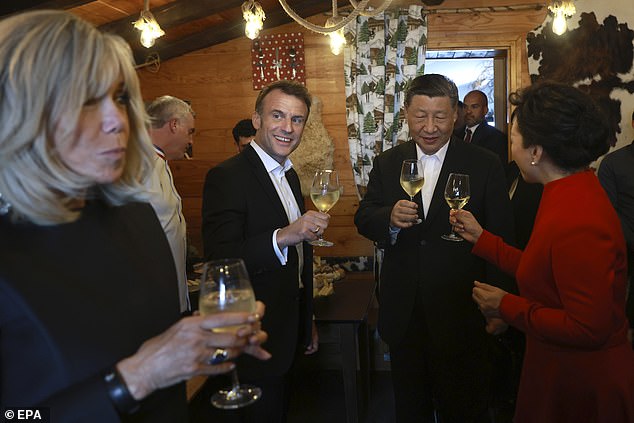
[186,271,377,422]
[314,272,376,423]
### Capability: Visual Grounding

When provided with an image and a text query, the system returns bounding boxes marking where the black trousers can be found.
[387,285,492,423]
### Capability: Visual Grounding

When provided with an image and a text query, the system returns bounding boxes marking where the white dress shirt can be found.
[250,142,304,283]
[390,141,449,244]
[419,142,448,217]
[146,146,190,312]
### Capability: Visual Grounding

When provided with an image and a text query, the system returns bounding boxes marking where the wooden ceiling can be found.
[0,0,546,66]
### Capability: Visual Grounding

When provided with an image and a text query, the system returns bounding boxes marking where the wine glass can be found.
[442,173,470,242]
[198,258,261,409]
[400,159,425,225]
[309,169,340,247]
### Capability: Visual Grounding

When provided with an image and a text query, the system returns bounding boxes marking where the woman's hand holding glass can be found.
[198,258,264,409]
[114,301,270,402]
[449,209,483,244]
[442,173,471,241]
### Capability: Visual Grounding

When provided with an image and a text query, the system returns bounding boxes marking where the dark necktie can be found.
[464,128,472,143]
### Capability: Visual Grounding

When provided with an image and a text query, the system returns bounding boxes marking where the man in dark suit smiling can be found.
[200,81,328,422]
[355,74,515,423]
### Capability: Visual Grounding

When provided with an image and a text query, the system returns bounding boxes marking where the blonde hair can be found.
[0,10,154,224]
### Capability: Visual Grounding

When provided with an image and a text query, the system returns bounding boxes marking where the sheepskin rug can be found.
[291,95,335,196]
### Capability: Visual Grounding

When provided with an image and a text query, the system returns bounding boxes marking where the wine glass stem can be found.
[450,208,458,236]
[227,369,242,399]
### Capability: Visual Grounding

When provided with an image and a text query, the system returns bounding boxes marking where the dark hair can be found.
[465,90,488,107]
[405,74,459,109]
[232,119,256,143]
[509,81,609,171]
[255,80,311,117]
[457,100,464,110]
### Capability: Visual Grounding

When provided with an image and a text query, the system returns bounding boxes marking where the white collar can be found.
[416,140,449,163]
[251,142,293,176]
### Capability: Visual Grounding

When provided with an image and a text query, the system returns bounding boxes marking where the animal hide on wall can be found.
[527,0,634,155]
[290,95,335,195]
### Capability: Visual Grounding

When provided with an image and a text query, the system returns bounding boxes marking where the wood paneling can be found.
[138,6,547,259]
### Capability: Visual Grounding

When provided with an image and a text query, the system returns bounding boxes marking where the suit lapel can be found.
[472,124,485,145]
[244,145,290,224]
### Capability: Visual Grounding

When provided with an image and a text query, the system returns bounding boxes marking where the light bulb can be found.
[140,30,156,48]
[325,16,346,56]
[245,16,263,40]
[329,29,346,55]
[242,0,265,40]
[552,10,567,35]
[133,10,164,49]
[548,1,576,35]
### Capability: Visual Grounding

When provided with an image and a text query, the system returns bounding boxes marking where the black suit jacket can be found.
[0,201,186,423]
[506,161,543,249]
[202,144,313,379]
[470,122,508,164]
[598,141,634,327]
[355,139,515,350]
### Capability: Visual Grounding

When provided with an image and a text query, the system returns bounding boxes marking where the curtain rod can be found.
[423,3,546,14]
[335,3,546,15]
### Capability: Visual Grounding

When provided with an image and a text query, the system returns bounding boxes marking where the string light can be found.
[132,1,164,48]
[242,0,266,40]
[548,0,576,35]
[243,0,393,54]
[326,15,346,55]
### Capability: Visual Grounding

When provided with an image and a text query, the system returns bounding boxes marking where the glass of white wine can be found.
[400,159,425,225]
[309,169,340,247]
[442,173,470,242]
[199,258,261,409]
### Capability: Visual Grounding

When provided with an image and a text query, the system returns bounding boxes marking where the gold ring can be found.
[313,226,320,233]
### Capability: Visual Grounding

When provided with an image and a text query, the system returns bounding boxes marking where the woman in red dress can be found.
[452,81,634,422]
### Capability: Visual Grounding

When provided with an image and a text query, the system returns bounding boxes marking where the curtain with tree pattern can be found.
[344,5,427,198]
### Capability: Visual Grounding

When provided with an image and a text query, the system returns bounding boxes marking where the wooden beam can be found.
[129,0,338,65]
[0,0,93,17]
[99,0,245,39]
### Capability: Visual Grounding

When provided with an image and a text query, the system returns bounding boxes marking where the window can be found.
[425,49,507,131]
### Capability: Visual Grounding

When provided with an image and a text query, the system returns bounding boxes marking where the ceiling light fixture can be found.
[242,0,266,40]
[548,0,576,36]
[132,0,165,48]
[242,0,393,54]
[326,14,346,55]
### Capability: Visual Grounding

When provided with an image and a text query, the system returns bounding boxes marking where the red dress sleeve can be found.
[472,229,522,277]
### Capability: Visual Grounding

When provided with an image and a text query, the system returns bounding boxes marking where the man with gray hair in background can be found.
[146,95,196,313]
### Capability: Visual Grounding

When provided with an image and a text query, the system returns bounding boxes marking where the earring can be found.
[531,160,536,166]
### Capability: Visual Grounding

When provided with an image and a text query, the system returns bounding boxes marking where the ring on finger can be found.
[313,226,320,234]
[208,348,228,365]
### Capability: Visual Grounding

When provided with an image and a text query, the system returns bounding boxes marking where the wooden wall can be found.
[137,4,547,258]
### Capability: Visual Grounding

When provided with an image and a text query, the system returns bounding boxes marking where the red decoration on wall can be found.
[251,32,305,90]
